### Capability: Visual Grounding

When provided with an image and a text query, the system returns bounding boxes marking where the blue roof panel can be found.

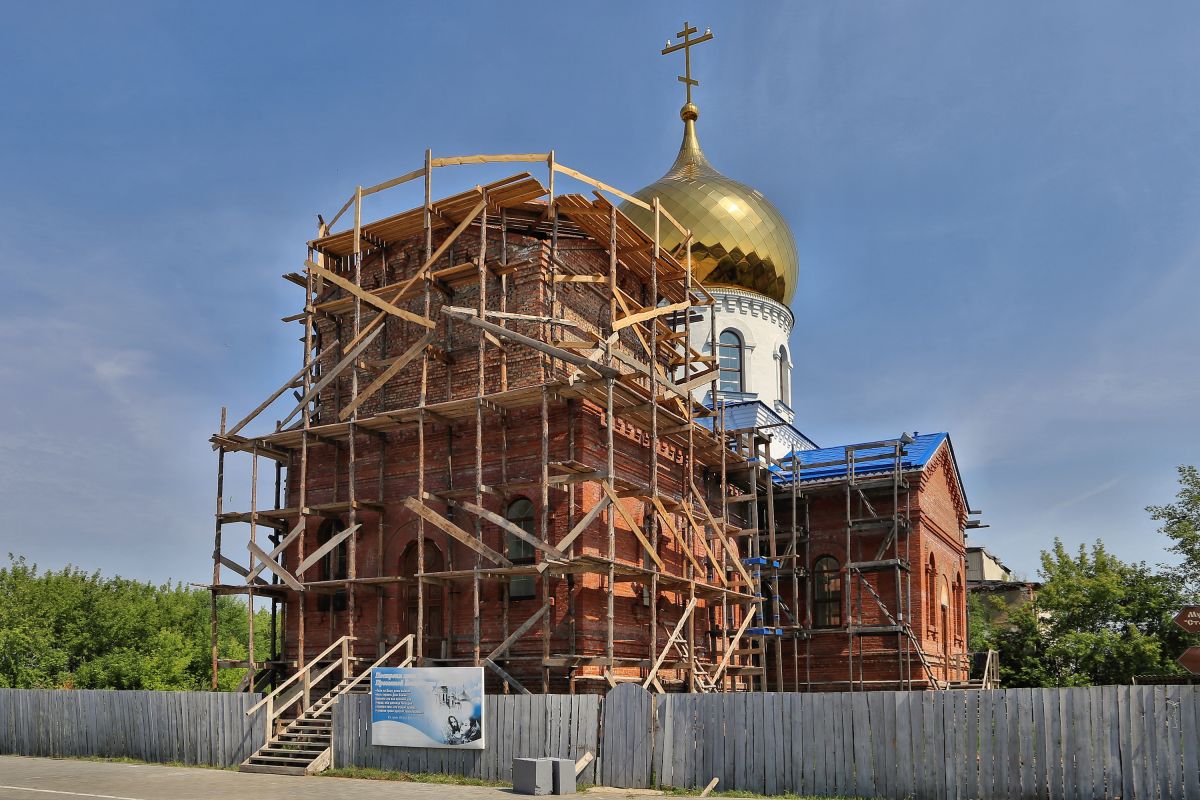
[774,432,948,485]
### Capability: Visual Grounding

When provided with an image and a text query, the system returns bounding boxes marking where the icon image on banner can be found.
[371,666,485,749]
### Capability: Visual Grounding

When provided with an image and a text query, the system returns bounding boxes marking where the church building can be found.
[207,22,975,723]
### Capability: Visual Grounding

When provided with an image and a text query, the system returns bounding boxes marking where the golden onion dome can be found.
[621,103,798,305]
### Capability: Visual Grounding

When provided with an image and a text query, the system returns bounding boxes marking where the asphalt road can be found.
[0,756,525,800]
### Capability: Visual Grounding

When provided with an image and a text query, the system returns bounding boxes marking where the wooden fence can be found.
[3,685,1196,798]
[0,689,265,768]
[333,692,602,785]
[337,684,1199,799]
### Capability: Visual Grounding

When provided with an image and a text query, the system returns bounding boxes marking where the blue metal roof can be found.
[774,432,950,485]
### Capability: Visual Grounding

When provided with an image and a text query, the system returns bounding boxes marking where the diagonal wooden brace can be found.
[307,261,435,330]
[447,498,567,560]
[295,523,361,576]
[402,497,512,566]
[340,330,436,421]
[600,481,664,571]
[246,540,303,591]
[643,597,698,690]
[556,494,610,553]
[246,520,306,582]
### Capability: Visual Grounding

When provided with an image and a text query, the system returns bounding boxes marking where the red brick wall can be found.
[271,217,968,693]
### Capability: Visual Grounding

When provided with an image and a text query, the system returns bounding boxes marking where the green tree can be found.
[1002,539,1187,687]
[967,591,1005,653]
[0,555,270,691]
[1147,465,1200,602]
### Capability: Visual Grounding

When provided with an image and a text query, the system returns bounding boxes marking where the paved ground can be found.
[0,756,530,800]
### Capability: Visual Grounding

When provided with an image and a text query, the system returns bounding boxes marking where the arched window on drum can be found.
[718,329,744,393]
[778,345,791,407]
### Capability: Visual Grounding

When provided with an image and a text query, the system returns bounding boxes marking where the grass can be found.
[42,755,237,771]
[321,765,510,787]
[662,787,865,799]
[34,755,859,798]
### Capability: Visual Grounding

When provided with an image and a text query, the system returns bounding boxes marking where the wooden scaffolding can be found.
[206,151,781,696]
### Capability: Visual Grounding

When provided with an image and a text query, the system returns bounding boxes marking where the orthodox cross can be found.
[662,21,714,106]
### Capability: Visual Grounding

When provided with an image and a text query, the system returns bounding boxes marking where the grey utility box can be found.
[547,757,576,795]
[513,757,553,796]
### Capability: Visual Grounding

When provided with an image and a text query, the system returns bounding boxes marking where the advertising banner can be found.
[370,666,485,749]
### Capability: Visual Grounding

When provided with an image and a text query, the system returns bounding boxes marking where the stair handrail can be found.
[309,634,415,716]
[983,648,1000,688]
[245,635,356,718]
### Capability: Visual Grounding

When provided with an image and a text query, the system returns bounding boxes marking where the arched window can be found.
[505,499,537,600]
[926,554,937,639]
[401,542,444,654]
[813,556,842,628]
[953,572,964,643]
[317,519,348,612]
[778,345,791,406]
[718,330,744,393]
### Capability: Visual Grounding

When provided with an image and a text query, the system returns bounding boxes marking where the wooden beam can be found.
[447,498,566,560]
[402,497,512,566]
[444,308,620,378]
[342,197,487,354]
[674,366,720,395]
[650,497,706,581]
[246,541,303,591]
[278,326,383,428]
[484,657,530,694]
[246,520,305,582]
[431,153,550,167]
[710,609,757,683]
[613,300,691,333]
[361,166,425,197]
[226,360,313,438]
[552,163,649,210]
[642,598,697,689]
[680,505,730,588]
[485,604,549,661]
[600,481,664,571]
[295,523,361,576]
[688,477,755,588]
[556,495,610,552]
[553,274,608,284]
[307,262,434,330]
[339,331,436,421]
[610,349,689,400]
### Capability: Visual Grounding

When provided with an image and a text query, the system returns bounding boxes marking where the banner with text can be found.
[370,666,485,749]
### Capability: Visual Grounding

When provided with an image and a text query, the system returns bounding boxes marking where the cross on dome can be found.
[661,21,713,108]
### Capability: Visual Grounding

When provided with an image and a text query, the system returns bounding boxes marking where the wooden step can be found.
[239,763,306,776]
[276,732,332,743]
[290,719,331,729]
[259,748,325,760]
[248,753,316,765]
[262,742,329,754]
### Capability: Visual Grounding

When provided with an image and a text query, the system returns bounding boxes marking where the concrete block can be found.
[547,757,576,794]
[513,757,552,796]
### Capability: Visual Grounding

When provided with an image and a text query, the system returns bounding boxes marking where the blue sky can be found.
[1,2,1196,583]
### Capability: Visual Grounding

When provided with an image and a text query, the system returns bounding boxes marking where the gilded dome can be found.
[621,104,798,304]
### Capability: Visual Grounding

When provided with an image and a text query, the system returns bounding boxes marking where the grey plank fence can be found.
[3,685,1196,798]
[643,685,1199,799]
[337,684,1197,798]
[333,692,602,785]
[0,689,265,768]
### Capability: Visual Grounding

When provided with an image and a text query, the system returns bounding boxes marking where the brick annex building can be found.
[208,27,976,709]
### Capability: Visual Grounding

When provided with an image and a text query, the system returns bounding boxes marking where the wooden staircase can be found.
[239,634,413,775]
[947,648,1001,691]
